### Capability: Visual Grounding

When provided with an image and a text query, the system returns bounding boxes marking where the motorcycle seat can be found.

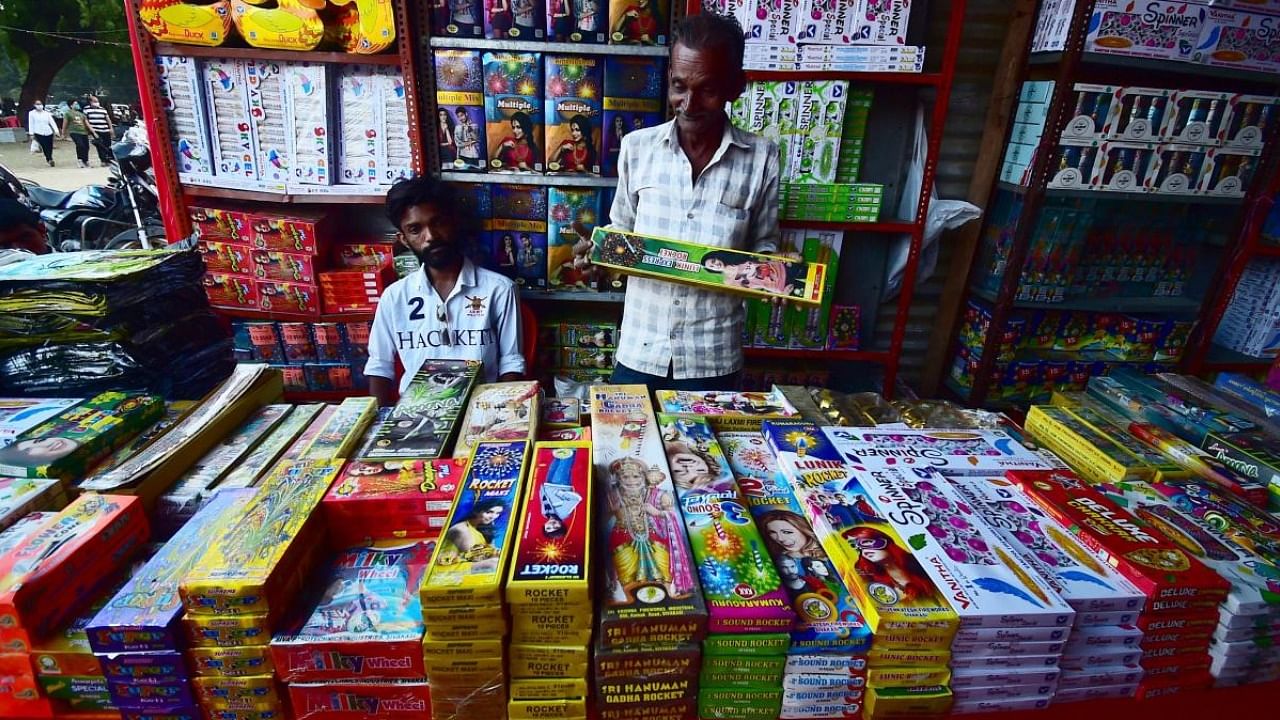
[26,185,74,209]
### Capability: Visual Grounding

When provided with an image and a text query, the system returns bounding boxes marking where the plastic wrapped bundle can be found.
[0,287,209,351]
[0,250,205,313]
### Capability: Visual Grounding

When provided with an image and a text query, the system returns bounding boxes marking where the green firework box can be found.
[0,392,163,481]
[589,228,826,305]
[361,360,480,460]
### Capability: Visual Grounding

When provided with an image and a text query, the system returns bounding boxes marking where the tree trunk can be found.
[16,46,80,122]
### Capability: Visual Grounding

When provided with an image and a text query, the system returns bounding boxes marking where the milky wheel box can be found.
[822,427,1048,477]
[420,440,530,607]
[590,227,827,305]
[507,441,594,613]
[271,543,432,682]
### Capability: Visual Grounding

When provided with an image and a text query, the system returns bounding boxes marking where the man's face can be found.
[668,42,744,140]
[398,203,462,270]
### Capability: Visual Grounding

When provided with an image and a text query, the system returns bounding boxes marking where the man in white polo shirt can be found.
[366,178,526,405]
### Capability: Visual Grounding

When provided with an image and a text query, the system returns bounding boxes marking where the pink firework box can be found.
[588,385,707,648]
[821,427,1048,477]
[270,543,432,683]
[1087,1,1208,62]
[952,477,1147,614]
[506,442,594,610]
[323,458,466,539]
[852,0,912,46]
[1194,7,1280,75]
[0,495,149,651]
[657,415,796,634]
[288,680,431,718]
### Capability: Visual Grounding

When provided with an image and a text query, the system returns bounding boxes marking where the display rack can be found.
[943,0,1280,408]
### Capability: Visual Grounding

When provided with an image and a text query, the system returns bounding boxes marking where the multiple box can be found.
[431,0,668,45]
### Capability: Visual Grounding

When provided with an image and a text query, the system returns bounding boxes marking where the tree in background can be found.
[0,0,131,117]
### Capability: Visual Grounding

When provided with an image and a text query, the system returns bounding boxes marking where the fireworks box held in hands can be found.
[271,542,432,682]
[0,392,164,481]
[1008,470,1231,604]
[87,490,253,655]
[323,458,466,545]
[420,440,530,607]
[821,427,1048,477]
[360,360,479,460]
[507,442,593,615]
[590,227,826,305]
[589,384,707,648]
[453,381,540,458]
[0,494,148,651]
[953,476,1146,614]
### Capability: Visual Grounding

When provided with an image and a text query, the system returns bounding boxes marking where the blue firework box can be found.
[88,490,255,654]
[717,431,872,654]
[602,56,665,176]
[491,184,548,289]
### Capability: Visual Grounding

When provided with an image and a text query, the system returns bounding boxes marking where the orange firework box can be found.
[322,458,467,544]
[506,442,594,612]
[0,495,148,651]
[1008,470,1230,603]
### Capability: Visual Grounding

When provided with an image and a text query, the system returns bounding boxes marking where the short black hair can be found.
[0,199,40,230]
[673,10,745,70]
[385,176,465,229]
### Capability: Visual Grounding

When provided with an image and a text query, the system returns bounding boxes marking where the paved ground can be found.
[0,138,112,190]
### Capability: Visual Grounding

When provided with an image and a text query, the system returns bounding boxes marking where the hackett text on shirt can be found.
[397,328,498,349]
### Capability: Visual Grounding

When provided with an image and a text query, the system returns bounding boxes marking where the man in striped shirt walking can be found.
[83,96,114,167]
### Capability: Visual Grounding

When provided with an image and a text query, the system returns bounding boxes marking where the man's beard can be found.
[417,243,461,269]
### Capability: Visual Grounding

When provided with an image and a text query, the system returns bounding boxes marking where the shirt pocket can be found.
[714,199,751,246]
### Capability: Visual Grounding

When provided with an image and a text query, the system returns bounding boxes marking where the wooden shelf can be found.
[428,36,669,56]
[440,172,618,188]
[744,347,890,363]
[780,219,916,233]
[1030,51,1280,87]
[745,70,941,85]
[182,185,387,204]
[154,42,401,65]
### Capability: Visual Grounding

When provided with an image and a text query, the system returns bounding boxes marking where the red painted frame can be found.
[685,0,969,398]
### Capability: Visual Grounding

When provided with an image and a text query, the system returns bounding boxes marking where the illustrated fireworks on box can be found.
[547,187,602,291]
[490,185,549,289]
[822,427,1049,478]
[545,55,603,175]
[435,49,488,172]
[361,360,479,460]
[483,51,544,173]
[453,381,540,459]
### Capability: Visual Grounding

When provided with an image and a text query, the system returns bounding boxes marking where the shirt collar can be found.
[417,258,478,301]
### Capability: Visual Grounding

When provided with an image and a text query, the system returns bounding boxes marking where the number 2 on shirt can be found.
[408,297,425,321]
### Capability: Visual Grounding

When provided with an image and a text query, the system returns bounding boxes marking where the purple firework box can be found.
[98,650,189,685]
[108,677,196,711]
[87,490,255,654]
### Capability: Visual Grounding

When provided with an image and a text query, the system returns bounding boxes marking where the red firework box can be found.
[204,272,261,310]
[199,240,254,276]
[323,459,467,546]
[251,249,317,284]
[0,495,148,651]
[1007,470,1230,604]
[232,209,332,254]
[188,205,241,242]
[335,243,396,271]
[288,680,431,719]
[256,279,321,315]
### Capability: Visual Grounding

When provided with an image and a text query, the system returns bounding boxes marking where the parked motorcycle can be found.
[0,139,164,252]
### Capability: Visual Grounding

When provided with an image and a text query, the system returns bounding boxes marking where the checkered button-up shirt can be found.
[610,118,780,379]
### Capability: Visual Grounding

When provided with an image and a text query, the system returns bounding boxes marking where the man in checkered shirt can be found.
[606,10,779,392]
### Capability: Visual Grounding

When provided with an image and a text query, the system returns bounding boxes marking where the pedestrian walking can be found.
[83,96,114,166]
[27,101,58,167]
[61,101,92,168]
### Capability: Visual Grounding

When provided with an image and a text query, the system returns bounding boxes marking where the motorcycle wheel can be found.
[107,225,165,251]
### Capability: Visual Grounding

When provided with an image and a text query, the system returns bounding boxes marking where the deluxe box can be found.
[656,389,799,432]
[420,440,530,607]
[271,543,432,682]
[180,460,342,616]
[0,494,148,650]
[507,442,593,614]
[87,490,254,655]
[589,385,708,648]
[359,361,479,460]
[323,458,465,543]
[718,431,873,654]
[453,381,540,459]
[822,426,1048,478]
[0,392,163,481]
[590,227,826,305]
[1009,470,1231,603]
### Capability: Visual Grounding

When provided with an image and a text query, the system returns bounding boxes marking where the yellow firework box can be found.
[419,440,531,607]
[298,396,377,460]
[511,618,593,645]
[188,644,275,678]
[421,638,505,662]
[506,442,594,612]
[184,613,272,648]
[509,643,590,679]
[509,698,588,719]
[180,460,342,616]
[422,603,508,641]
[510,677,589,701]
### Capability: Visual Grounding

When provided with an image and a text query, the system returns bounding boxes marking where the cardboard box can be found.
[0,392,163,481]
[544,55,602,176]
[507,442,593,614]
[1147,143,1211,194]
[452,381,540,459]
[601,56,665,176]
[323,458,464,544]
[483,51,544,173]
[1086,0,1206,62]
[822,426,1047,477]
[360,361,479,460]
[1202,146,1262,197]
[1092,141,1157,192]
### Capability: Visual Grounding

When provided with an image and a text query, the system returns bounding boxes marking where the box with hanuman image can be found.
[590,227,826,305]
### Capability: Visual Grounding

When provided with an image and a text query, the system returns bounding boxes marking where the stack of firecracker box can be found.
[537,321,620,388]
[1213,258,1280,360]
[744,228,855,353]
[231,319,374,394]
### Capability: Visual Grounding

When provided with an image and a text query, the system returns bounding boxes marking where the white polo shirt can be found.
[365,260,525,392]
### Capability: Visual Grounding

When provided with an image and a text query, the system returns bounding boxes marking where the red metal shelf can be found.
[745,70,942,85]
[1256,244,1280,257]
[745,347,890,364]
[153,42,401,65]
[214,307,374,323]
[780,220,917,233]
[183,185,386,205]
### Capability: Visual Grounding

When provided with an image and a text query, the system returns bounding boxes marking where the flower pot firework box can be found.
[0,494,147,651]
[323,458,466,542]
[420,440,530,607]
[360,360,479,460]
[718,431,873,654]
[1009,469,1231,603]
[657,415,795,634]
[589,384,707,648]
[271,543,432,682]
[507,442,594,614]
[180,460,343,616]
[821,427,1048,478]
[0,392,163,481]
[453,381,541,459]
[590,227,826,305]
[87,489,253,656]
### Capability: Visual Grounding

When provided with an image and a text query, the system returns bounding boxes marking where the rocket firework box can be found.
[288,679,431,719]
[452,380,541,458]
[589,384,707,648]
[658,415,795,634]
[420,440,530,607]
[180,460,343,616]
[837,463,1075,630]
[0,392,164,481]
[719,431,874,654]
[1009,470,1231,604]
[507,442,594,614]
[952,476,1146,614]
[656,388,799,432]
[0,494,148,650]
[323,458,467,545]
[360,360,479,460]
[761,421,958,639]
[271,543,432,682]
[87,490,254,655]
[590,227,826,305]
[822,427,1048,478]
